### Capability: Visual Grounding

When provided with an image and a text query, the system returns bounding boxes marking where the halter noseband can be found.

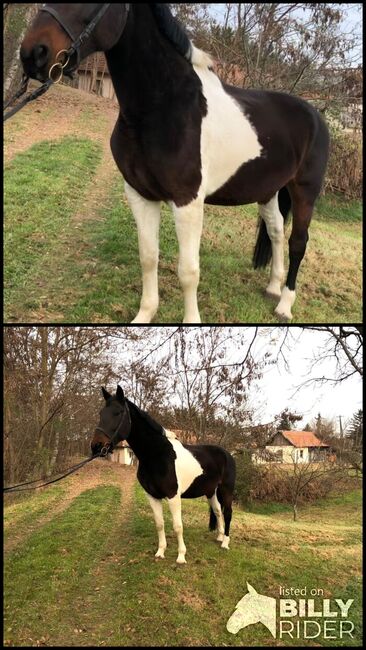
[95,402,132,456]
[39,3,114,78]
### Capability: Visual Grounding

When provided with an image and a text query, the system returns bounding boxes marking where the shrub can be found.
[324,127,362,199]
[234,450,260,507]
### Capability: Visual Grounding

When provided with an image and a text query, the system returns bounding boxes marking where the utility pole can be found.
[338,415,344,438]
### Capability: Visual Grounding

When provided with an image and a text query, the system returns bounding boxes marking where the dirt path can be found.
[5,460,136,554]
[4,82,118,161]
[4,81,120,226]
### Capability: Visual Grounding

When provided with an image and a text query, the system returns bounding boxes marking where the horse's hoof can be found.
[275,308,293,322]
[154,551,165,559]
[176,557,187,565]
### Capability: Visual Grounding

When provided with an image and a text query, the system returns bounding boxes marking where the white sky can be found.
[247,328,362,431]
[114,327,362,435]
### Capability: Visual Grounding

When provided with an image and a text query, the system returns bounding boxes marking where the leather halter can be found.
[4,3,130,121]
[40,3,113,76]
[95,401,132,456]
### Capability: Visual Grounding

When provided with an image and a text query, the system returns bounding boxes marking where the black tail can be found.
[252,187,292,269]
[209,507,217,531]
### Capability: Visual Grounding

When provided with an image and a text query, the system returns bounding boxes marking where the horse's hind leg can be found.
[275,182,316,321]
[275,119,329,321]
[258,192,285,299]
[208,489,225,542]
[217,485,233,550]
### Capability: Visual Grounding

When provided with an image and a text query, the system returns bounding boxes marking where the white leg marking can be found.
[172,197,204,324]
[259,193,284,299]
[275,286,296,321]
[209,490,225,542]
[146,494,167,559]
[221,535,230,550]
[167,494,187,564]
[125,182,161,323]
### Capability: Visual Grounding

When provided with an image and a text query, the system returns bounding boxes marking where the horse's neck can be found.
[126,406,162,461]
[105,4,191,121]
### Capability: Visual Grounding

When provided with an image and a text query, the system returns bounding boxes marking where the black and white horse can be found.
[21,4,329,323]
[91,386,236,564]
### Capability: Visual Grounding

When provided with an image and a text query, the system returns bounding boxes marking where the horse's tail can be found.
[209,506,217,531]
[252,186,292,269]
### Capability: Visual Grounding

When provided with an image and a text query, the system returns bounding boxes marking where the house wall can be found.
[265,445,309,463]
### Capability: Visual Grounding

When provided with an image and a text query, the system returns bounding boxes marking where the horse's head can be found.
[20,4,129,83]
[226,583,276,637]
[90,385,131,458]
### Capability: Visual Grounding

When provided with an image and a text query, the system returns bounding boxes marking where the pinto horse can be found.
[91,386,236,564]
[20,4,329,323]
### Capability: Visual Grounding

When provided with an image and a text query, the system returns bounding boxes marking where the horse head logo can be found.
[226,582,276,638]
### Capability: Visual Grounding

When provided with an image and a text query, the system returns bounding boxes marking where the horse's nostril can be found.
[33,44,49,68]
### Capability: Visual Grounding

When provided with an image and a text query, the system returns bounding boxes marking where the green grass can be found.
[4,478,362,647]
[4,96,362,323]
[4,136,102,320]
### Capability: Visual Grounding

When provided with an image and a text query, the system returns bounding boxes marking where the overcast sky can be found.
[115,327,362,434]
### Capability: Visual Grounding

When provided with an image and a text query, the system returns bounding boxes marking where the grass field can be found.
[4,462,362,647]
[3,83,362,323]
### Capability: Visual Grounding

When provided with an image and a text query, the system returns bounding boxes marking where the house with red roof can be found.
[254,430,331,464]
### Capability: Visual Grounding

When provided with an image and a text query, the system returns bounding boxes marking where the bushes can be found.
[234,450,260,507]
[324,127,362,199]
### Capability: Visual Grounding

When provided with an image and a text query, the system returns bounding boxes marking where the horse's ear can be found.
[246,582,257,595]
[102,386,111,401]
[116,385,125,402]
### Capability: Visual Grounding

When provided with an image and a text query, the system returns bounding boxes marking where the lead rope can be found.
[4,454,97,493]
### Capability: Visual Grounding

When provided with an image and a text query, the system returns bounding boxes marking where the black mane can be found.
[126,399,165,436]
[150,4,191,60]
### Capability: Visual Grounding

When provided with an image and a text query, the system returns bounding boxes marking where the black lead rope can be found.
[4,77,54,122]
[4,455,96,494]
[4,443,134,494]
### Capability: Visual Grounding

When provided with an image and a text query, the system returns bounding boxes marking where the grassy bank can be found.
[4,469,362,647]
[4,86,362,323]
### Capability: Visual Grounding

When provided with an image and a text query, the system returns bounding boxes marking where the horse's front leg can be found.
[167,494,187,564]
[125,182,161,324]
[173,197,204,324]
[146,494,167,559]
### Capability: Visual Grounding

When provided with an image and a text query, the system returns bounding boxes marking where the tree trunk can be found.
[3,4,39,103]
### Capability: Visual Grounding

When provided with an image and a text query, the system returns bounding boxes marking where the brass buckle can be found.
[48,49,70,84]
[100,444,111,457]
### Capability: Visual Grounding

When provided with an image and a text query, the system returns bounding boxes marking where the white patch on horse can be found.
[275,285,296,321]
[193,65,263,197]
[189,42,213,69]
[164,429,177,439]
[168,438,203,494]
[209,489,225,542]
[259,193,285,298]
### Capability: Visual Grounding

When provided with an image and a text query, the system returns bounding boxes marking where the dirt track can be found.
[5,460,136,554]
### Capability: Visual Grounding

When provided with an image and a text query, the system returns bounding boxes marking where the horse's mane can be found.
[126,399,165,436]
[150,3,212,69]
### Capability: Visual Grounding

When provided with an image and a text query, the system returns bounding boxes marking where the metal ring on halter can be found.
[48,49,71,83]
